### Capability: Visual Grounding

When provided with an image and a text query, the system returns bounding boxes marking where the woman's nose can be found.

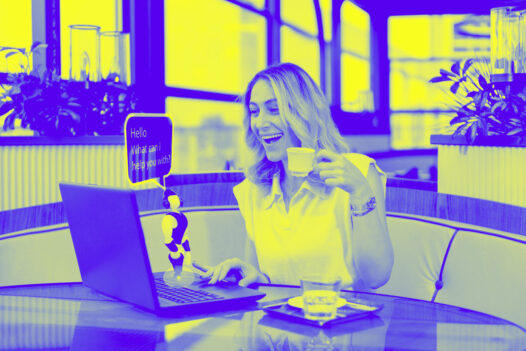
[254,111,271,129]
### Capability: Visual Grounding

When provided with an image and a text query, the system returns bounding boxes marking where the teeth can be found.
[262,133,283,140]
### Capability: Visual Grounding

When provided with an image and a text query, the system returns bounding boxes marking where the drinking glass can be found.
[301,274,341,321]
[69,24,101,82]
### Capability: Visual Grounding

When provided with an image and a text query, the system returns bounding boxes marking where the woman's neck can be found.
[280,161,305,203]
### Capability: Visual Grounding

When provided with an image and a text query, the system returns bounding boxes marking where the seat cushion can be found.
[434,229,526,329]
[375,214,456,301]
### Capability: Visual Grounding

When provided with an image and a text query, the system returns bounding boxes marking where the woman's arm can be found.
[201,227,269,287]
[348,164,393,289]
[315,150,393,289]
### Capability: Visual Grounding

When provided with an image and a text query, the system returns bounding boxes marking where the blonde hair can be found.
[241,63,349,187]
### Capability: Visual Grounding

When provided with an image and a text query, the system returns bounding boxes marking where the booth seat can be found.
[374,214,456,301]
[1,207,525,329]
[434,228,526,329]
[0,225,82,286]
[140,207,247,273]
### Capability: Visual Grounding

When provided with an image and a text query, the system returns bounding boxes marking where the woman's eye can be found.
[268,108,279,115]
[249,109,259,116]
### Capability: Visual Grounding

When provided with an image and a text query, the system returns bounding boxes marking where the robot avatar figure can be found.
[161,189,190,274]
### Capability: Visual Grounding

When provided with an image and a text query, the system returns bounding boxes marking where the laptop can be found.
[59,182,265,316]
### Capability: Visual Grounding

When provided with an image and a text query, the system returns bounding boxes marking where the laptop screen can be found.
[60,183,159,310]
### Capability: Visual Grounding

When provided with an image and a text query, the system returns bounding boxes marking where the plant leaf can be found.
[466,123,478,144]
[478,92,488,110]
[491,100,506,114]
[450,116,470,125]
[488,115,502,124]
[451,61,461,75]
[5,51,21,59]
[0,101,14,116]
[30,41,47,53]
[478,75,488,89]
[507,128,523,135]
[429,76,452,83]
[462,59,474,75]
[440,69,456,78]
[450,81,460,94]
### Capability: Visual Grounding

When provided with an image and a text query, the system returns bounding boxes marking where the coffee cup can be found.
[287,147,315,177]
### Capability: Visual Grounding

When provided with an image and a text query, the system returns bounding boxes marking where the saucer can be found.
[287,296,347,309]
[287,296,378,311]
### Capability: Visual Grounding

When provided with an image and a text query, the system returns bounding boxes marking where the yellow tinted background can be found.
[165,0,266,94]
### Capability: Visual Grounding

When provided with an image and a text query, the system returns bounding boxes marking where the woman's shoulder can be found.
[233,177,267,205]
[233,177,256,195]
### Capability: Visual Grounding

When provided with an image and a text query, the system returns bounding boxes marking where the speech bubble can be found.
[125,113,173,186]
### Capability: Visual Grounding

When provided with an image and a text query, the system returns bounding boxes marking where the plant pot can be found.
[431,134,526,207]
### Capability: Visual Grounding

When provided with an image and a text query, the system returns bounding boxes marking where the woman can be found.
[202,63,393,291]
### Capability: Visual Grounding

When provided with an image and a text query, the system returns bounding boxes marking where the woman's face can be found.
[248,79,300,163]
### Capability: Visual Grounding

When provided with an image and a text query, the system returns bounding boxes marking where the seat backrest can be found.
[0,207,247,287]
[140,207,248,272]
[0,227,81,287]
[375,214,456,301]
[434,229,526,329]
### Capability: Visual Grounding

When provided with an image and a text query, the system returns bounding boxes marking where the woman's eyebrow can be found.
[264,99,278,106]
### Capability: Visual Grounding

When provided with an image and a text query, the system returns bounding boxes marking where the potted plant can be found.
[429,58,526,144]
[0,42,137,137]
[428,58,526,207]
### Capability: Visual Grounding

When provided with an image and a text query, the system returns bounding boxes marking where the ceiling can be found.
[353,0,526,16]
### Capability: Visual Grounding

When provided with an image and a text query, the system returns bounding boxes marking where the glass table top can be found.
[0,283,524,350]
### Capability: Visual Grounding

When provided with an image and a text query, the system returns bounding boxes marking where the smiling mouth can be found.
[262,133,283,144]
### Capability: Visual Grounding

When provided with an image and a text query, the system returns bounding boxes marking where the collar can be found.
[262,173,331,209]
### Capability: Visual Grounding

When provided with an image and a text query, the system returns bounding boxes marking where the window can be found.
[0,0,33,73]
[236,0,265,10]
[60,0,118,80]
[280,0,321,85]
[319,0,332,42]
[163,1,266,171]
[340,1,371,112]
[280,26,320,85]
[166,97,245,172]
[0,0,33,135]
[281,0,317,36]
[389,14,490,149]
[165,0,266,94]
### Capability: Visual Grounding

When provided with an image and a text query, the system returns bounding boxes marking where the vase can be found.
[100,31,130,84]
[69,25,101,82]
[518,10,526,74]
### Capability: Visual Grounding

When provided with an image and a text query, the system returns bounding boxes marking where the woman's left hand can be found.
[314,149,372,198]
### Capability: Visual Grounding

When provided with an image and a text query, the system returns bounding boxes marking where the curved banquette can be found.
[1,205,526,330]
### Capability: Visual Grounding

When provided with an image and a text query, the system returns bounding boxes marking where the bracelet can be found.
[350,196,377,217]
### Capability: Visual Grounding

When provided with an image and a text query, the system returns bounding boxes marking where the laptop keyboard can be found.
[154,278,225,304]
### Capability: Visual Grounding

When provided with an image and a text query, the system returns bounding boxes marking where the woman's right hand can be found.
[200,258,270,287]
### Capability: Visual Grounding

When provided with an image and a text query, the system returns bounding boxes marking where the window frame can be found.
[17,0,391,135]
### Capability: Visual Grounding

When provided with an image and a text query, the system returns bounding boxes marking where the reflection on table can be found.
[0,283,525,350]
